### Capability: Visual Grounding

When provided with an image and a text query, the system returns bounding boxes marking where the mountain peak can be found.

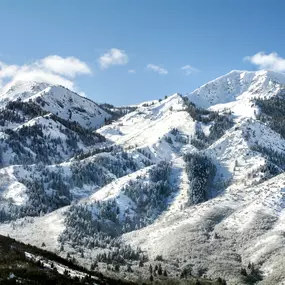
[2,73,285,284]
[188,69,285,109]
[0,80,111,129]
[0,80,51,103]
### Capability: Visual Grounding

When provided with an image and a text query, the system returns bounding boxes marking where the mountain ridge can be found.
[1,70,285,284]
[188,69,285,111]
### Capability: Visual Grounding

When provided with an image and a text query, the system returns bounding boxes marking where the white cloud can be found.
[11,69,75,89]
[0,62,20,88]
[181,65,199,75]
[99,48,129,69]
[0,55,92,93]
[147,64,168,75]
[0,62,19,77]
[244,52,285,72]
[41,55,91,77]
[128,69,136,74]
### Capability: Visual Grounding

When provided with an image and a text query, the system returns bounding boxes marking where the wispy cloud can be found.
[147,64,168,75]
[128,69,136,74]
[181,65,199,75]
[244,52,285,72]
[99,48,129,69]
[0,55,92,93]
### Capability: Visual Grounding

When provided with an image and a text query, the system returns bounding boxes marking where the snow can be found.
[86,167,151,221]
[25,85,111,129]
[24,251,93,280]
[122,172,285,283]
[128,98,159,108]
[88,168,149,203]
[99,93,196,160]
[156,156,189,218]
[189,70,285,119]
[0,207,67,251]
[0,81,50,105]
[2,71,285,283]
[0,81,111,129]
[0,166,28,205]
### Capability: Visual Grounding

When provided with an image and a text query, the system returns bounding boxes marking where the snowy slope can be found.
[0,207,67,252]
[189,70,285,118]
[122,171,285,283]
[0,81,111,129]
[99,93,196,160]
[0,145,149,217]
[0,81,50,105]
[0,114,106,167]
[2,71,285,284]
[26,85,111,129]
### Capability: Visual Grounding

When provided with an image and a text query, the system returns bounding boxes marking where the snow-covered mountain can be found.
[189,70,285,108]
[0,81,50,103]
[2,70,285,284]
[0,81,111,129]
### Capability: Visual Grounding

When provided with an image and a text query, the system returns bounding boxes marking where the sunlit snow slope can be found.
[2,70,285,284]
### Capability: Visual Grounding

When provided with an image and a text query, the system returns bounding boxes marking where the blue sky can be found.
[0,0,285,105]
